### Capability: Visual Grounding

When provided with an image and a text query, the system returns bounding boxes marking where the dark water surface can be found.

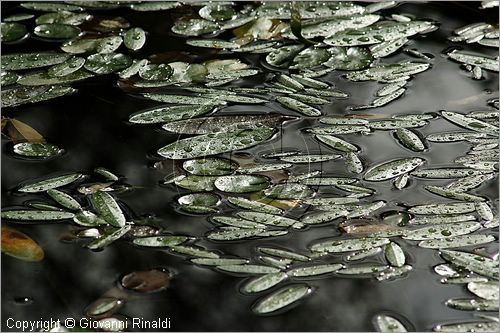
[2,2,498,332]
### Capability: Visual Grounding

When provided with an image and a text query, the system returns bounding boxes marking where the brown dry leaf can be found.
[233,18,286,44]
[250,192,303,209]
[1,226,44,262]
[1,118,45,144]
[77,182,115,195]
[120,269,171,293]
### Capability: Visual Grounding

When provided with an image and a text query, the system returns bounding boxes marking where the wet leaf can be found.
[410,214,476,225]
[394,128,425,151]
[121,269,171,293]
[2,52,70,71]
[384,242,405,267]
[130,1,181,11]
[129,104,215,124]
[217,264,280,275]
[264,183,313,199]
[1,71,19,86]
[411,168,484,179]
[300,210,347,225]
[418,235,496,249]
[174,175,217,192]
[171,18,219,36]
[158,127,275,160]
[1,209,75,221]
[287,264,343,277]
[191,258,248,266]
[378,265,413,281]
[47,189,80,210]
[291,47,330,69]
[440,250,499,279]
[133,235,188,247]
[199,3,235,21]
[315,134,359,152]
[310,237,390,253]
[124,27,146,51]
[61,36,122,54]
[214,175,269,193]
[73,210,106,227]
[258,247,309,262]
[18,69,93,86]
[448,50,499,72]
[139,64,172,81]
[370,38,408,58]
[87,225,131,250]
[208,228,287,241]
[252,284,312,314]
[441,111,498,136]
[47,56,85,77]
[21,2,83,12]
[365,157,425,181]
[85,53,131,74]
[373,314,408,332]
[1,22,28,42]
[338,264,390,275]
[280,154,341,163]
[86,297,123,317]
[90,191,126,228]
[162,114,289,135]
[446,298,498,311]
[227,197,283,215]
[1,226,44,262]
[236,211,300,228]
[242,272,288,293]
[276,96,321,116]
[266,44,305,67]
[34,23,80,40]
[467,281,498,300]
[35,11,91,25]
[19,173,84,193]
[324,47,373,70]
[434,321,499,332]
[13,142,62,158]
[409,203,476,215]
[403,221,481,240]
[178,193,219,214]
[425,186,486,202]
[169,245,219,258]
[325,21,434,46]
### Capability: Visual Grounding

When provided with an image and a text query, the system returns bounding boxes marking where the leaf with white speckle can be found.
[90,191,125,228]
[440,250,499,279]
[252,284,312,314]
[364,158,425,181]
[287,264,343,277]
[241,272,289,293]
[1,209,75,221]
[18,173,84,193]
[158,127,275,160]
[310,237,390,253]
[47,189,81,210]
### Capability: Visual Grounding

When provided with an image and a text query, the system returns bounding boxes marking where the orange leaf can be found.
[1,226,44,262]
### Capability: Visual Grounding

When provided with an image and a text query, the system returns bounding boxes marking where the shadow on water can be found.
[1,1,498,332]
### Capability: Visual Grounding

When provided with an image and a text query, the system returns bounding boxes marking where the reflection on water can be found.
[2,1,498,332]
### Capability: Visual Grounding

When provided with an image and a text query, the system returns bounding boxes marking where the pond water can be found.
[1,1,498,332]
